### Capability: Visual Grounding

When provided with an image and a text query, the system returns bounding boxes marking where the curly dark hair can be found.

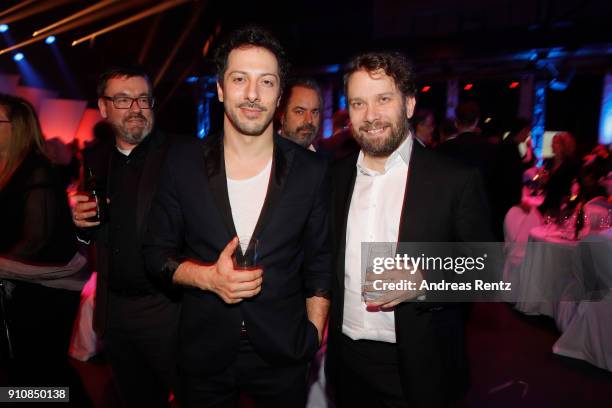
[213,25,289,88]
[344,51,417,98]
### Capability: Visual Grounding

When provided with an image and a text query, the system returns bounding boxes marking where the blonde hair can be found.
[0,94,47,189]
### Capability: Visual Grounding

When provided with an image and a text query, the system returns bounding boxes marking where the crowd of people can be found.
[0,25,611,408]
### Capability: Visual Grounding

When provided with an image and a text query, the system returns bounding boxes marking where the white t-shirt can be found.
[227,159,272,240]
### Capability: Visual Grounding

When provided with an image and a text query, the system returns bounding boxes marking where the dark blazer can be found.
[437,131,510,239]
[327,140,494,408]
[79,129,174,335]
[142,133,331,377]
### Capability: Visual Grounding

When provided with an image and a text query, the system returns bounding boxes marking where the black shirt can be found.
[107,136,154,292]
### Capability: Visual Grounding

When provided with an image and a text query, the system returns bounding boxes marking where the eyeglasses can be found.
[102,96,155,109]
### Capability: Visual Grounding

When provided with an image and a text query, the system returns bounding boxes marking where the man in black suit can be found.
[278,77,323,150]
[326,52,494,408]
[437,101,508,239]
[72,67,179,407]
[143,26,331,407]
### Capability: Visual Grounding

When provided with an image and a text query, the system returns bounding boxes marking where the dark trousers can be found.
[105,292,180,408]
[337,334,408,408]
[181,337,308,408]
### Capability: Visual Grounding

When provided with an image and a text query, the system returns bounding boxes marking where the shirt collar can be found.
[356,132,413,175]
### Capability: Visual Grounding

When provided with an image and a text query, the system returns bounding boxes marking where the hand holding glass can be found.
[234,236,259,270]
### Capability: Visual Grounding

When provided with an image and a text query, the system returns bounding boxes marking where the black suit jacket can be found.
[437,131,510,239]
[327,140,494,408]
[143,133,331,376]
[79,129,174,335]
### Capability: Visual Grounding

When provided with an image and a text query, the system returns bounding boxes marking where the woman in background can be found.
[538,132,581,216]
[0,94,86,398]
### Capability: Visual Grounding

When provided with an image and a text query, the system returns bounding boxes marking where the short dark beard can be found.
[282,122,318,147]
[352,105,409,157]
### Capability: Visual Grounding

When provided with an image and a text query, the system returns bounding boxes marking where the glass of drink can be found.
[362,243,394,303]
[234,236,259,270]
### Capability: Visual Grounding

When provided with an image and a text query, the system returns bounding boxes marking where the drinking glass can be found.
[362,243,395,303]
[234,236,259,270]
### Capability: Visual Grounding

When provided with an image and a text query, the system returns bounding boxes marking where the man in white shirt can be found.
[278,77,323,151]
[327,52,494,408]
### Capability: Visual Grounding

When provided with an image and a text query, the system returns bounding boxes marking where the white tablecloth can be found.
[552,230,612,371]
[511,225,612,371]
[514,226,582,318]
[553,289,612,372]
[503,205,543,295]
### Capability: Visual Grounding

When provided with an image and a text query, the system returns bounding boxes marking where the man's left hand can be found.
[364,267,424,310]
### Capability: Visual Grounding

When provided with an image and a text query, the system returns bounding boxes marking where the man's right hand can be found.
[175,237,263,304]
[70,194,100,228]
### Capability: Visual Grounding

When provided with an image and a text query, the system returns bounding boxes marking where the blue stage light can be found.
[13,53,24,62]
[599,73,612,144]
[325,64,340,74]
[338,94,346,111]
[45,36,56,44]
[0,24,8,33]
[185,76,199,83]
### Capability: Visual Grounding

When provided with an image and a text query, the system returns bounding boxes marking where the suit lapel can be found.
[136,131,167,241]
[398,142,431,242]
[335,153,358,286]
[203,133,238,238]
[250,134,293,241]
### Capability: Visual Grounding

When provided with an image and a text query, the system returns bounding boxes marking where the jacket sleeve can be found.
[302,161,333,298]
[142,149,185,289]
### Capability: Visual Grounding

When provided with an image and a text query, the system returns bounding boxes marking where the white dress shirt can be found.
[342,135,413,343]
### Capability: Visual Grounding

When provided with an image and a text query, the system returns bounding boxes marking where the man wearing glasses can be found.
[71,67,179,407]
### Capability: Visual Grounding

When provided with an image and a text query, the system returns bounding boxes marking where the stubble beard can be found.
[226,101,274,137]
[114,113,152,146]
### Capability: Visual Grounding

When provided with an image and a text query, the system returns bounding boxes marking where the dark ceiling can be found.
[1,0,611,105]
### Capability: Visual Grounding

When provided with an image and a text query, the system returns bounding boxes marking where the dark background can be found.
[1,0,611,149]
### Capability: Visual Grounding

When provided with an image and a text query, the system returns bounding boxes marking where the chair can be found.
[552,232,612,371]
